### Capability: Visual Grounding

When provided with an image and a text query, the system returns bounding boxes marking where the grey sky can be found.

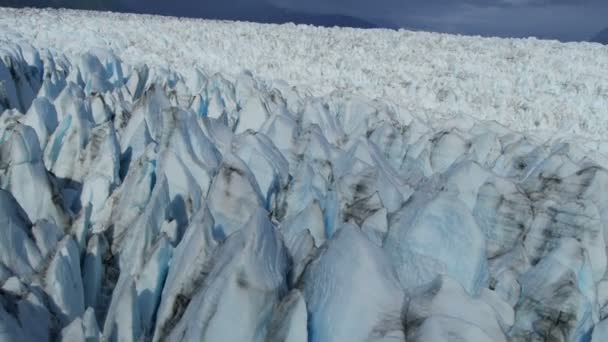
[3,0,607,42]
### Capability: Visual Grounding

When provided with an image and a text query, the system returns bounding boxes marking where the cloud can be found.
[269,0,607,41]
[4,0,607,41]
[404,2,608,41]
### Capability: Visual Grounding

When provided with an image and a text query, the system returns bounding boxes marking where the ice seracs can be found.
[163,208,289,342]
[304,225,405,342]
[152,206,217,342]
[0,189,42,279]
[385,190,488,295]
[404,276,508,342]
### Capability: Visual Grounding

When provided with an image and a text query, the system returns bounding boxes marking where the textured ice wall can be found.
[1,7,608,139]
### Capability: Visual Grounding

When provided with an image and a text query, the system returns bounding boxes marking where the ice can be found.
[337,139,413,214]
[300,100,346,146]
[472,175,532,258]
[281,199,327,247]
[164,208,289,342]
[95,144,157,246]
[0,189,41,278]
[31,219,62,257]
[267,290,308,342]
[232,132,290,208]
[44,236,85,325]
[0,284,52,342]
[412,316,496,342]
[7,7,608,139]
[429,131,469,173]
[1,11,608,341]
[52,82,87,123]
[361,207,389,246]
[136,235,173,336]
[59,308,101,342]
[510,238,597,341]
[1,306,29,342]
[277,164,326,226]
[479,288,515,331]
[205,87,226,121]
[21,97,59,150]
[207,154,266,239]
[117,175,170,275]
[119,84,170,163]
[102,275,142,342]
[43,106,92,183]
[303,225,405,342]
[2,276,25,295]
[0,53,20,112]
[125,64,149,102]
[384,191,488,295]
[0,122,67,226]
[282,229,316,285]
[152,206,217,341]
[0,303,26,342]
[89,94,112,125]
[234,93,271,134]
[259,113,299,152]
[404,276,507,342]
[78,122,121,229]
[153,107,220,223]
[16,291,52,342]
[82,234,109,312]
[38,52,68,101]
[77,53,113,95]
[0,43,40,113]
[592,319,608,342]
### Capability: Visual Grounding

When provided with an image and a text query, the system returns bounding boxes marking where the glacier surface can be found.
[2,8,608,140]
[1,7,608,342]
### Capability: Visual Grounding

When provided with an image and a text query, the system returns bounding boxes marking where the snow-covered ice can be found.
[2,8,608,140]
[1,6,608,342]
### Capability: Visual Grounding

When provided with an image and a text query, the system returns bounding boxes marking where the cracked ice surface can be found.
[1,7,608,342]
[2,8,608,140]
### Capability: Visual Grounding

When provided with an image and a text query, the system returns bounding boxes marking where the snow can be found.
[2,7,608,140]
[1,6,608,342]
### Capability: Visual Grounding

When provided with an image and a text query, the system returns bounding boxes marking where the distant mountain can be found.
[2,0,119,11]
[2,0,387,30]
[591,28,608,44]
[122,0,387,29]
[259,8,383,29]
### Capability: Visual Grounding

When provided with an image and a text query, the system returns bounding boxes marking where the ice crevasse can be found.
[1,21,608,342]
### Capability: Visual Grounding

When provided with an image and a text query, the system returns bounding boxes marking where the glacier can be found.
[1,7,608,342]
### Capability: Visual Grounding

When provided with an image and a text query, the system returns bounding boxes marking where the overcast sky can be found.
[5,0,608,42]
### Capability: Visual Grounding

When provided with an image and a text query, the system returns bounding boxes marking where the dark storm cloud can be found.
[414,3,608,40]
[2,0,607,42]
[267,0,608,41]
